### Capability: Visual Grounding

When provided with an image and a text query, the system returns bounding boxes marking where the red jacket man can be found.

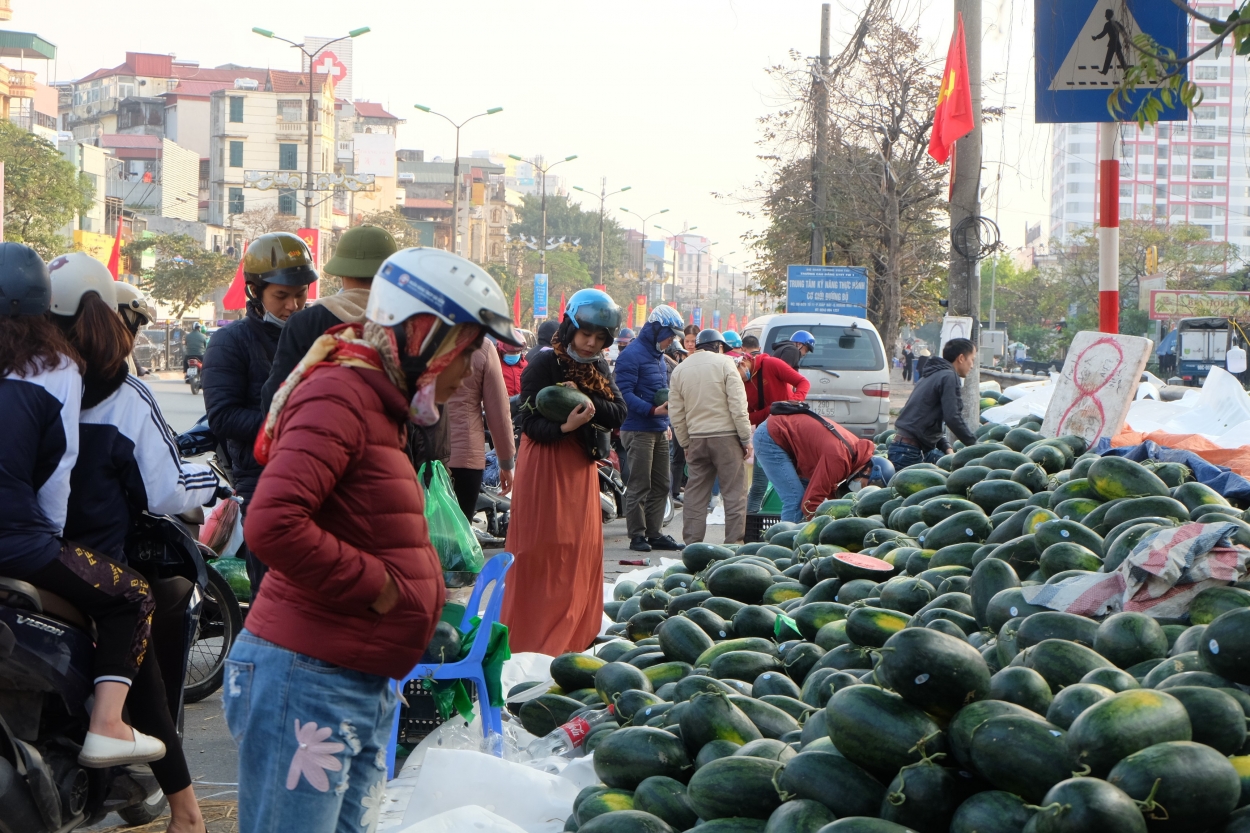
[764,411,876,518]
[744,352,811,425]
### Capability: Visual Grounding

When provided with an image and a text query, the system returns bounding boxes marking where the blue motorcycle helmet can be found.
[723,330,743,349]
[867,456,895,488]
[791,330,816,348]
[564,288,622,337]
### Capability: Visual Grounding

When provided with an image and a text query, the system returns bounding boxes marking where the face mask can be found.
[263,309,287,329]
[503,353,521,366]
[847,479,863,493]
[408,383,440,426]
[742,369,751,381]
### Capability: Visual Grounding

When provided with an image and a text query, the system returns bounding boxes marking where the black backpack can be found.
[768,401,862,465]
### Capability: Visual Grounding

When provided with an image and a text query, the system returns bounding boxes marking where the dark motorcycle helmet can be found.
[0,242,52,317]
[242,232,318,287]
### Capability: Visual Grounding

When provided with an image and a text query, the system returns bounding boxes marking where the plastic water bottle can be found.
[524,705,616,759]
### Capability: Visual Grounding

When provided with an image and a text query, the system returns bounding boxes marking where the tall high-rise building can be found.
[1049,8,1250,256]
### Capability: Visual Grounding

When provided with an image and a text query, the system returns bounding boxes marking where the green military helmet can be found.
[323,225,399,279]
[242,232,317,286]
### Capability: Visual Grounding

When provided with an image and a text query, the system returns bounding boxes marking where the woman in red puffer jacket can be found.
[225,249,522,833]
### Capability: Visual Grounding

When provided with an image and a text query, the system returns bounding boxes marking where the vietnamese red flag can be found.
[927,13,974,164]
[513,286,522,323]
[222,256,248,311]
[728,312,738,332]
[106,216,123,279]
[558,292,566,320]
[626,302,634,328]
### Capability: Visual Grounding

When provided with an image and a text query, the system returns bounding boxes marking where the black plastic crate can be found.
[396,678,477,746]
[745,513,782,543]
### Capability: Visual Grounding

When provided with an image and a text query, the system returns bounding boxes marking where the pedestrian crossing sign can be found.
[1035,0,1188,123]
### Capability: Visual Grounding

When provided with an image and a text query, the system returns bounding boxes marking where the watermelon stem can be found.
[1071,763,1091,777]
[1135,778,1169,821]
[770,766,794,802]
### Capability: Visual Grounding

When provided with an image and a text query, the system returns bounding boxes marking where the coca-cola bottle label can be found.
[561,717,592,747]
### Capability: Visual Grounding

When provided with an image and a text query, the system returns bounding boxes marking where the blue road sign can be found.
[1036,0,1188,123]
[786,265,868,315]
[533,273,548,318]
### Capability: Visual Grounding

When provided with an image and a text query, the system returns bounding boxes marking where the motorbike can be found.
[184,357,202,395]
[174,417,245,703]
[0,511,213,829]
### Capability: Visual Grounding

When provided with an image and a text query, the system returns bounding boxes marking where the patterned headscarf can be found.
[255,314,481,462]
[553,324,613,398]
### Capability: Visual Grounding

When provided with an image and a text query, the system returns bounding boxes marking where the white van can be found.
[741,313,890,439]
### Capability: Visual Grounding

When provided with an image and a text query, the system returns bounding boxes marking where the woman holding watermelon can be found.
[502,289,627,654]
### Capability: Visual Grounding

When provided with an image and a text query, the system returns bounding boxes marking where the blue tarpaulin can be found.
[1093,437,1250,505]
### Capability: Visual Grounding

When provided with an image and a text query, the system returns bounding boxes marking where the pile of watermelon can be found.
[515,422,1250,833]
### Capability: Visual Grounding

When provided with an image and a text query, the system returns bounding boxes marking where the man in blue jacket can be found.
[615,305,685,552]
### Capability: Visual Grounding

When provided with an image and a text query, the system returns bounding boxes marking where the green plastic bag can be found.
[418,460,486,574]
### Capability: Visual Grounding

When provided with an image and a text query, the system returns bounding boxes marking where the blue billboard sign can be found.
[691,308,702,328]
[786,265,868,315]
[712,310,721,330]
[1035,0,1188,123]
[533,273,548,318]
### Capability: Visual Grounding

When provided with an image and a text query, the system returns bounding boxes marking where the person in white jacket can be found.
[669,328,753,545]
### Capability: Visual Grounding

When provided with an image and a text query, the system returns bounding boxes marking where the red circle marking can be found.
[1057,337,1125,438]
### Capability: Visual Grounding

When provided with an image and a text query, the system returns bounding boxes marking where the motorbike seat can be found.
[0,577,91,631]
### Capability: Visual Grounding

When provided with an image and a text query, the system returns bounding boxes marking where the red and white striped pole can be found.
[1098,122,1120,333]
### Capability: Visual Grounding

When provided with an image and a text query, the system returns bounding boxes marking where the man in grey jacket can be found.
[889,337,979,469]
[669,328,753,545]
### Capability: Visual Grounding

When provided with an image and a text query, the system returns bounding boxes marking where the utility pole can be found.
[809,3,831,266]
[948,0,983,427]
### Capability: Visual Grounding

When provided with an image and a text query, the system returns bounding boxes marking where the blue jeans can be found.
[223,631,399,833]
[753,422,808,522]
[887,440,946,470]
[747,460,769,514]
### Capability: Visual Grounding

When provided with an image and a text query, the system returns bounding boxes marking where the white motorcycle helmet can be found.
[47,252,117,316]
[366,248,520,346]
[114,281,157,329]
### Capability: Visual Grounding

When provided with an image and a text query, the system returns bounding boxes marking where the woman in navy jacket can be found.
[0,246,163,772]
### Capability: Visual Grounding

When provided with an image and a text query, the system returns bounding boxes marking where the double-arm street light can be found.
[688,241,718,317]
[572,181,630,286]
[509,153,577,275]
[252,26,370,231]
[715,251,738,323]
[414,105,503,257]
[619,207,668,292]
[654,224,697,308]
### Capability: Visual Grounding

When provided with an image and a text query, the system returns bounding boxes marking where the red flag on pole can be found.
[728,313,738,332]
[106,215,123,279]
[927,13,974,164]
[626,303,634,328]
[558,292,566,320]
[222,257,248,311]
[513,286,522,324]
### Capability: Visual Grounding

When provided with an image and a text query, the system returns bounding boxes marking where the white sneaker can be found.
[79,729,166,767]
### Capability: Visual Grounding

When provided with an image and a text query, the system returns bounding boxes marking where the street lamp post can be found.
[509,154,577,275]
[655,224,696,311]
[688,241,717,322]
[414,105,503,257]
[252,26,370,233]
[619,207,668,299]
[573,180,630,286]
[715,251,737,325]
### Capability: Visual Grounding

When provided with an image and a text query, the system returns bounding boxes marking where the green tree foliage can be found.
[733,9,949,351]
[0,122,94,258]
[509,194,627,284]
[125,234,237,319]
[981,220,1238,359]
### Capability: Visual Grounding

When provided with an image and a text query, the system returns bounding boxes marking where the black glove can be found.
[214,485,235,502]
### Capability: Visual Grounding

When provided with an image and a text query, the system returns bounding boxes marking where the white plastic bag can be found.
[396,806,528,833]
[400,748,580,833]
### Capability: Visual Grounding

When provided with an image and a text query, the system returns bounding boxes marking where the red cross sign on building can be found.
[313,51,347,86]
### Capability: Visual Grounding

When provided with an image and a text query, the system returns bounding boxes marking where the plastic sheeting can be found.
[1120,367,1250,444]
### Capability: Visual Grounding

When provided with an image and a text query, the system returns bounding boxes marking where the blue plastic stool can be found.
[385,552,514,778]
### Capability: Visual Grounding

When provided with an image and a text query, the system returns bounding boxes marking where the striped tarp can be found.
[1020,522,1250,619]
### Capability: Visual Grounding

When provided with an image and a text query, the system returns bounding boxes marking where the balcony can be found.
[0,0,11,22]
[8,69,33,99]
[277,120,327,137]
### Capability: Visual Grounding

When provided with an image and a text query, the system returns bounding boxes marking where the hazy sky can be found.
[22,0,1051,270]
